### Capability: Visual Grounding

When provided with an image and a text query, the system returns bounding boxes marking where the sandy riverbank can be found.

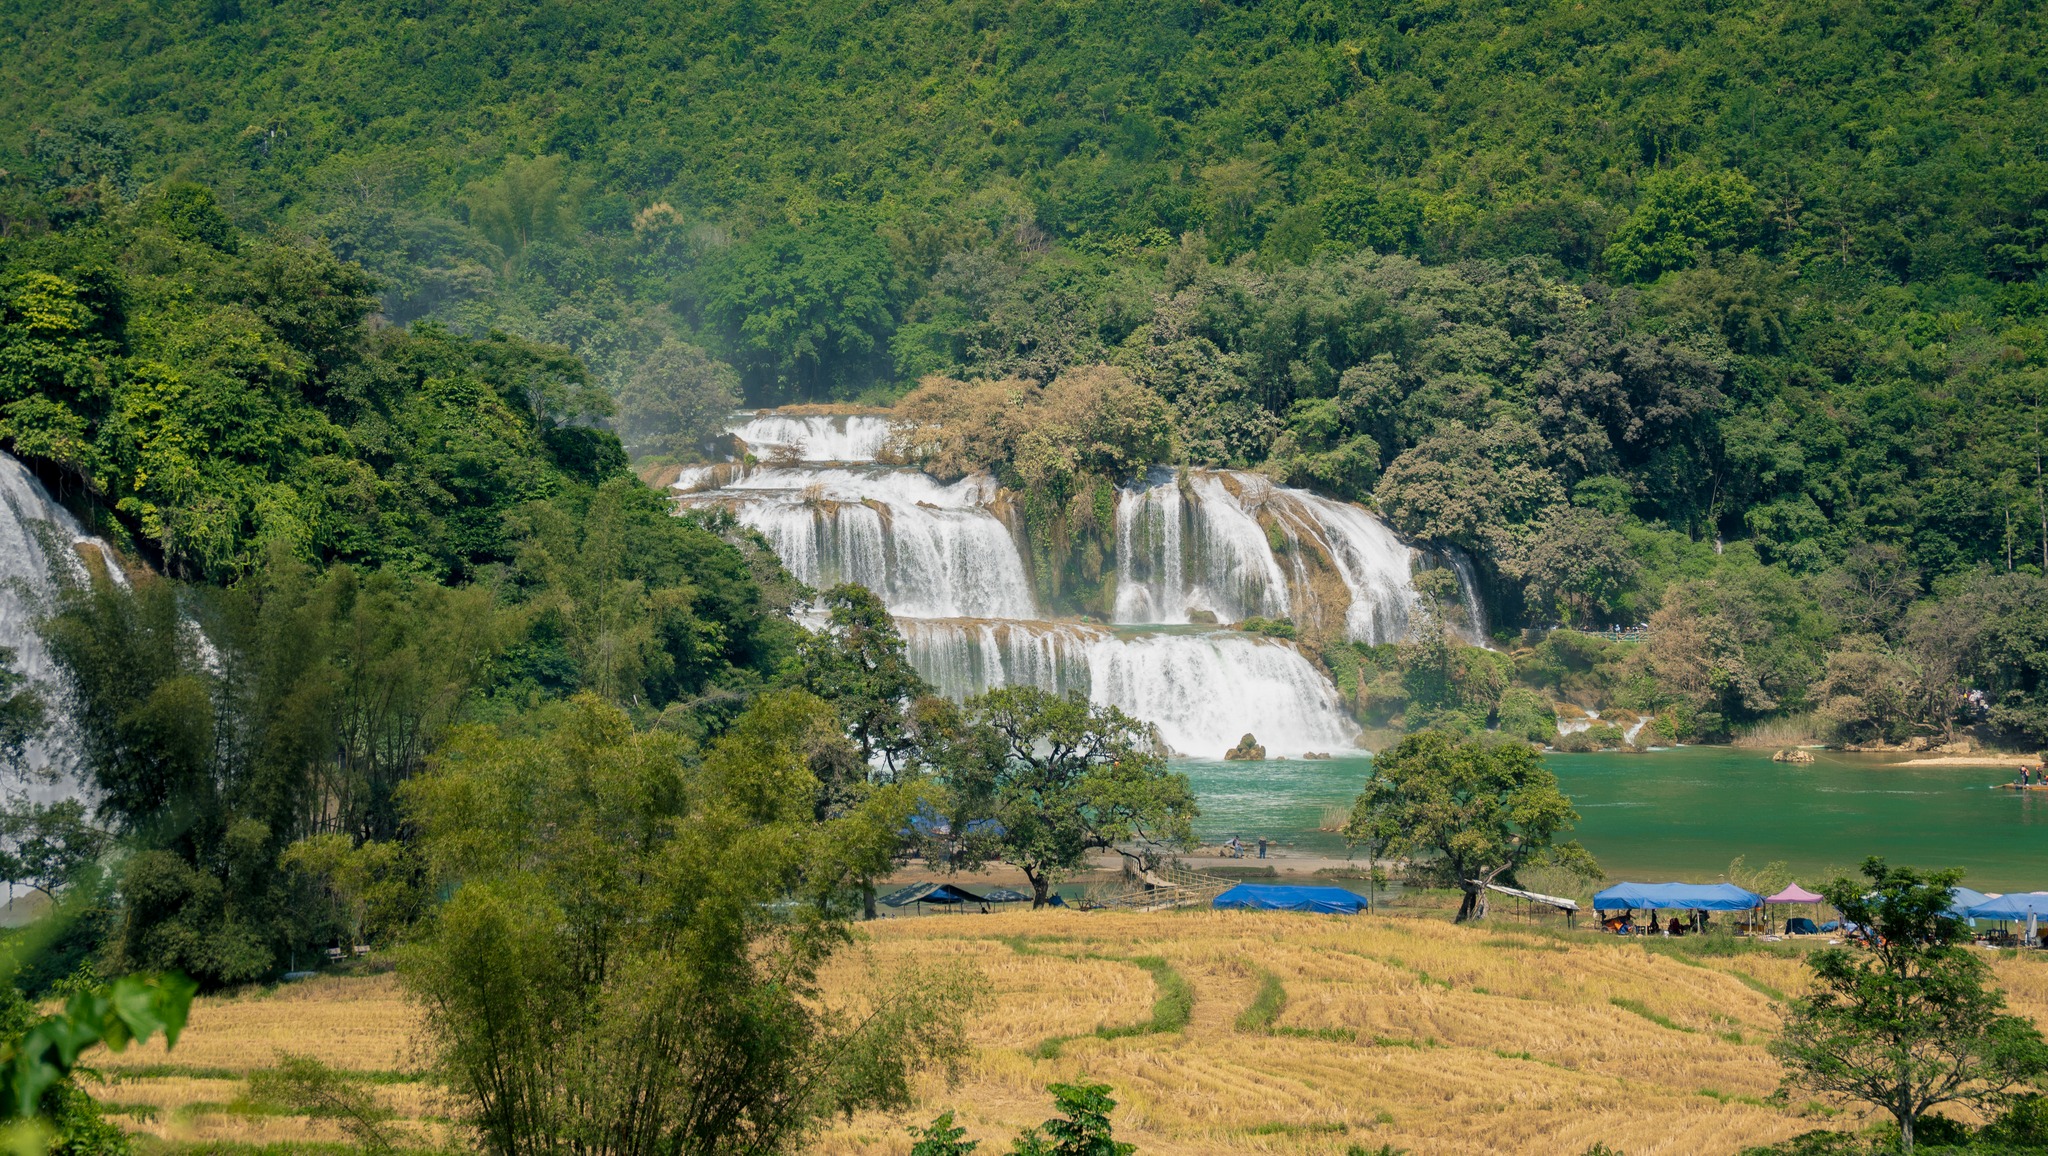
[1886,753,2045,767]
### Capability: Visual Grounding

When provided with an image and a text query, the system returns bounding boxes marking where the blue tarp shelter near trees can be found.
[1967,892,2048,919]
[1592,883,1764,911]
[1212,884,1369,914]
[1947,887,1991,921]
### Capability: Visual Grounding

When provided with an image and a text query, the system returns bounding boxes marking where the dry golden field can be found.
[81,908,2048,1156]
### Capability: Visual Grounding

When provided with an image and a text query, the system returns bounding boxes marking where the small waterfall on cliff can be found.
[675,466,1038,620]
[1113,471,1291,625]
[728,412,894,463]
[1,452,125,782]
[1113,469,1429,644]
[900,620,1358,756]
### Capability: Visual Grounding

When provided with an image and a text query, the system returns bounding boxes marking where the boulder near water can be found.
[1224,733,1266,761]
[1772,748,1816,764]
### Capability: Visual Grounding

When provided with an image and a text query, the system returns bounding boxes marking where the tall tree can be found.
[402,691,970,1156]
[943,687,1195,908]
[1343,731,1596,921]
[1772,859,2048,1153]
[797,584,938,776]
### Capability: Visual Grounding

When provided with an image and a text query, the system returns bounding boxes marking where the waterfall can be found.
[900,619,1360,757]
[1261,483,1420,645]
[1113,468,1434,644]
[678,422,1491,759]
[1113,470,1291,625]
[728,412,895,463]
[0,452,125,783]
[674,467,1037,620]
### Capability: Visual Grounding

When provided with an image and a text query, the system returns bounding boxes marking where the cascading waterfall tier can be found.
[1,452,126,783]
[1113,468,1431,645]
[673,466,1038,620]
[900,619,1360,757]
[727,412,895,463]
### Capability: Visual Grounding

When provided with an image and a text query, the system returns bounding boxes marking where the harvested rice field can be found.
[88,909,2048,1156]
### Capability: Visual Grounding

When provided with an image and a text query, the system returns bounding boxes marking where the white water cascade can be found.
[676,411,1485,757]
[0,452,126,782]
[900,620,1360,757]
[727,412,895,463]
[674,466,1038,620]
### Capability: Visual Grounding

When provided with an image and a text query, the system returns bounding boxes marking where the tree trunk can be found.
[861,883,877,921]
[1027,870,1051,909]
[1456,886,1481,922]
[1898,1083,1914,1153]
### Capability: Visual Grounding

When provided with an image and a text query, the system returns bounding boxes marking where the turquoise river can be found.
[1181,746,2048,892]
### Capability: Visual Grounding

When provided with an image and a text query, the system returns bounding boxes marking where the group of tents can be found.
[878,881,1375,915]
[1594,881,2048,941]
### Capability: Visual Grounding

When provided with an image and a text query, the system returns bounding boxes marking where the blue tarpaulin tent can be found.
[1968,892,2048,919]
[1213,884,1369,914]
[1592,882,1764,911]
[1947,887,1991,922]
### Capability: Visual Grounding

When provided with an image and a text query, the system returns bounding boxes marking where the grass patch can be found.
[134,1143,439,1156]
[1637,935,1802,962]
[1494,1049,1535,1062]
[105,1065,425,1085]
[102,1104,162,1120]
[1371,1035,1439,1049]
[1725,969,1788,1002]
[1030,1036,1072,1060]
[1246,1121,1348,1136]
[1272,1025,1358,1042]
[1206,865,1281,880]
[1098,956,1192,1036]
[1482,937,1570,953]
[1034,953,1193,1054]
[1609,996,1693,1033]
[1235,970,1286,1032]
[1697,1088,1773,1108]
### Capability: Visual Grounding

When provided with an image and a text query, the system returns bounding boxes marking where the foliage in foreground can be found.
[0,970,194,1156]
[402,692,975,1156]
[1772,859,2048,1154]
[910,1083,1135,1156]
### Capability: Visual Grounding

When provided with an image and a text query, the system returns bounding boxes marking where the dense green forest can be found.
[5,0,2048,740]
[3,0,2048,992]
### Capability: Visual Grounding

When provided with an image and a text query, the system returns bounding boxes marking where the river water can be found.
[1182,746,2048,892]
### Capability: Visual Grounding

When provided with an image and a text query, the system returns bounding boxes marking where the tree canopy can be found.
[1343,731,1597,921]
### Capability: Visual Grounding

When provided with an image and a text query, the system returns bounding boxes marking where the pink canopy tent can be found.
[1765,884,1826,934]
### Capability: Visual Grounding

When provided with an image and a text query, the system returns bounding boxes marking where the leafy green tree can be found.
[1772,859,2048,1153]
[1342,732,1597,922]
[1009,1083,1134,1156]
[461,155,581,271]
[696,214,898,404]
[402,692,971,1156]
[907,1112,978,1156]
[0,800,108,904]
[797,584,937,775]
[1603,168,1760,282]
[944,687,1195,908]
[0,650,44,778]
[0,971,195,1156]
[611,340,740,462]
[1507,507,1640,627]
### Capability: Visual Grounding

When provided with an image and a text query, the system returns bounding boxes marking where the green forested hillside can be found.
[5,0,2043,581]
[4,0,2048,753]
